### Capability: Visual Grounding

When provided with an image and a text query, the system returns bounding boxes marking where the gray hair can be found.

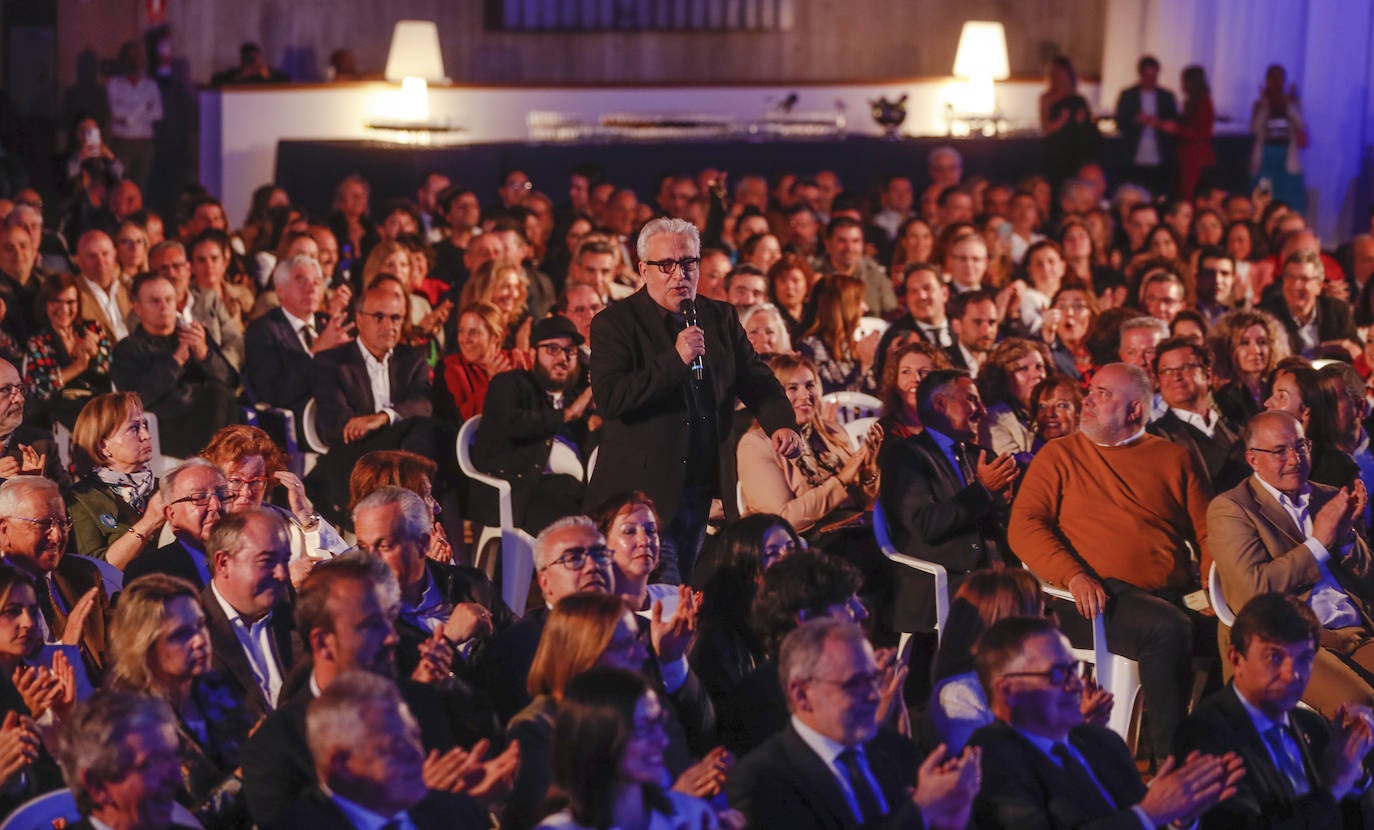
[1119,315,1169,342]
[1110,183,1151,213]
[60,691,179,815]
[635,217,700,263]
[148,239,184,263]
[1104,361,1154,408]
[4,204,41,229]
[352,486,431,544]
[0,475,61,519]
[928,145,963,167]
[533,514,599,570]
[164,457,226,498]
[778,618,869,711]
[272,253,324,291]
[306,670,416,777]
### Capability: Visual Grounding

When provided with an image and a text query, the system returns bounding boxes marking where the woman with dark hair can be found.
[1031,375,1083,447]
[1175,65,1216,199]
[1169,308,1210,345]
[976,338,1052,462]
[889,218,935,289]
[1189,208,1226,250]
[739,232,782,276]
[689,514,799,704]
[1017,239,1067,336]
[1042,280,1098,382]
[877,341,951,442]
[1227,219,1271,305]
[23,271,113,429]
[538,667,724,830]
[1038,55,1099,186]
[1058,218,1121,299]
[766,255,813,340]
[1264,356,1320,429]
[798,275,873,393]
[0,564,68,813]
[1211,309,1290,425]
[590,491,677,616]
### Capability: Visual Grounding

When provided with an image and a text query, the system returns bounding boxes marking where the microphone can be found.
[680,299,704,381]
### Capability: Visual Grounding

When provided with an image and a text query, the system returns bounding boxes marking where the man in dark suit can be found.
[587,217,800,584]
[474,314,596,533]
[306,275,441,522]
[0,360,68,488]
[267,670,490,830]
[1208,410,1374,715]
[943,290,999,378]
[1113,55,1179,196]
[970,616,1244,829]
[202,508,296,722]
[1262,251,1359,359]
[726,618,978,830]
[243,253,353,418]
[1149,337,1249,493]
[124,458,227,590]
[876,263,952,354]
[877,369,1016,634]
[1174,593,1374,829]
[111,272,238,459]
[0,476,108,678]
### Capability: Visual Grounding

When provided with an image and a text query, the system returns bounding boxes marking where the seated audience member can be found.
[798,275,874,394]
[1212,309,1290,427]
[438,301,522,422]
[352,486,511,682]
[185,231,250,363]
[724,264,769,315]
[738,353,881,537]
[472,315,596,534]
[0,476,108,677]
[568,238,633,304]
[270,670,490,830]
[1174,593,1374,828]
[23,273,112,430]
[689,514,799,705]
[242,552,506,826]
[349,449,461,565]
[1044,281,1098,382]
[945,288,1001,377]
[112,272,239,459]
[1030,375,1083,448]
[1262,251,1357,359]
[814,216,898,317]
[243,254,352,418]
[73,229,129,343]
[0,223,44,345]
[943,232,991,295]
[1309,362,1374,497]
[1137,267,1188,325]
[591,491,678,616]
[930,569,1112,752]
[1149,336,1249,492]
[1010,362,1214,759]
[767,255,815,340]
[538,667,725,830]
[740,303,793,359]
[877,263,953,361]
[879,369,1016,637]
[67,391,164,566]
[970,616,1244,828]
[876,341,951,441]
[107,573,254,827]
[1116,314,1169,420]
[558,282,606,351]
[0,357,67,486]
[1263,357,1321,437]
[727,618,979,830]
[308,275,439,523]
[976,338,1052,463]
[201,425,346,566]
[199,509,296,721]
[1169,308,1210,346]
[0,564,66,813]
[124,458,227,590]
[461,259,534,350]
[57,691,193,830]
[1209,410,1374,714]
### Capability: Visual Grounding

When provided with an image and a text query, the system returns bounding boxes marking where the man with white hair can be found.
[586,216,801,584]
[244,253,353,418]
[124,458,228,589]
[0,357,67,485]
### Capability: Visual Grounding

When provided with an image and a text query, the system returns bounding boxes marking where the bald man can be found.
[75,230,130,341]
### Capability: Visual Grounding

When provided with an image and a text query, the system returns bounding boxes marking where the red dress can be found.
[1175,95,1215,199]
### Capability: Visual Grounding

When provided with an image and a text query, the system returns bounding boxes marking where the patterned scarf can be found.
[96,467,156,513]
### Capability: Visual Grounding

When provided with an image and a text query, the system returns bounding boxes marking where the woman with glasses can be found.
[114,219,150,284]
[106,573,253,828]
[200,425,345,578]
[67,392,164,567]
[22,272,113,430]
[877,341,951,443]
[537,667,725,830]
[1042,280,1099,382]
[1212,309,1290,427]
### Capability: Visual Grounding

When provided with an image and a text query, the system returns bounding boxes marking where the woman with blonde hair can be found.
[67,391,164,566]
[461,259,533,350]
[1211,308,1291,426]
[797,275,874,393]
[438,301,527,421]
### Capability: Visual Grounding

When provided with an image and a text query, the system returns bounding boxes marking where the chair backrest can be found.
[843,416,878,450]
[821,391,883,424]
[854,316,890,341]
[456,416,514,529]
[501,527,537,617]
[872,499,949,639]
[144,410,174,478]
[546,441,584,481]
[301,399,330,453]
[1208,563,1235,626]
[736,480,747,516]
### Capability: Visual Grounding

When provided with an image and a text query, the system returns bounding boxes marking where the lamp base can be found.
[364,121,467,146]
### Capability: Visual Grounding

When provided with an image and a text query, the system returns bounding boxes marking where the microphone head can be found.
[679,298,696,323]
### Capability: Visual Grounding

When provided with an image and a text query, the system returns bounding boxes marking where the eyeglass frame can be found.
[538,544,613,572]
[6,516,73,534]
[1000,660,1085,687]
[357,310,405,325]
[1247,439,1313,460]
[168,488,232,508]
[225,476,273,494]
[536,343,580,359]
[642,257,702,277]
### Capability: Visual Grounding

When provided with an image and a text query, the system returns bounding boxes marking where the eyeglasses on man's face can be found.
[8,516,73,535]
[643,257,701,277]
[358,311,405,326]
[537,344,579,359]
[170,489,231,508]
[1002,660,1085,687]
[1248,439,1312,460]
[540,545,612,572]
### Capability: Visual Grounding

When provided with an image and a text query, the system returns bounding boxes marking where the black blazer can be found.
[312,341,432,446]
[877,430,1005,632]
[474,605,548,723]
[243,307,324,414]
[969,720,1148,830]
[1114,85,1179,164]
[1260,295,1358,354]
[1173,685,1347,829]
[586,288,794,525]
[267,786,486,830]
[725,723,927,830]
[124,537,208,590]
[200,583,297,722]
[0,424,70,490]
[1147,409,1247,494]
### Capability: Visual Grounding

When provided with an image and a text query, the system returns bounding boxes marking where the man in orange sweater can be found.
[1010,362,1213,759]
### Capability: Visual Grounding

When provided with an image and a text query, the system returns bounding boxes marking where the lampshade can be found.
[952,21,1010,80]
[385,20,447,83]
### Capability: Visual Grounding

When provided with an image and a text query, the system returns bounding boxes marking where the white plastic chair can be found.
[301,399,330,454]
[143,411,181,478]
[1208,562,1235,626]
[0,789,202,830]
[456,416,537,614]
[822,391,882,424]
[843,416,878,450]
[547,441,585,481]
[854,316,890,341]
[1039,583,1143,747]
[872,498,948,657]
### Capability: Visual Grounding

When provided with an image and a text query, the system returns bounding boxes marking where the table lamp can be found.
[952,21,1009,116]
[382,20,447,124]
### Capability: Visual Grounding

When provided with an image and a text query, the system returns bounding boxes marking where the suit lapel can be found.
[912,431,962,493]
[346,352,376,413]
[779,726,858,829]
[202,587,269,713]
[1216,687,1299,803]
[1246,479,1305,545]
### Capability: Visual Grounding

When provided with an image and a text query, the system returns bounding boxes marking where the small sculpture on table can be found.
[870,94,908,140]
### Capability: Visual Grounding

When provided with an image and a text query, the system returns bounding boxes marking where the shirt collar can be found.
[358,339,393,367]
[926,428,961,456]
[1012,724,1069,758]
[1252,473,1311,512]
[1093,425,1147,447]
[1169,406,1218,436]
[791,714,855,764]
[325,788,411,830]
[209,579,273,628]
[1233,683,1292,731]
[281,306,313,334]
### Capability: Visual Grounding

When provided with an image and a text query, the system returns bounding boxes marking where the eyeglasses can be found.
[538,344,579,359]
[540,545,612,572]
[642,257,701,277]
[808,671,883,696]
[169,489,231,508]
[1002,660,1084,686]
[358,311,405,325]
[8,516,72,534]
[226,476,272,494]
[0,385,24,399]
[1157,363,1205,380]
[1249,439,1312,460]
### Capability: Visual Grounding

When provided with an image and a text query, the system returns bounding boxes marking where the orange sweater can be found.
[1009,431,1211,592]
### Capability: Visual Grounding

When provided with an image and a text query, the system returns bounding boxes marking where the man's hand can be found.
[313,312,354,353]
[973,450,1017,494]
[325,284,353,317]
[342,413,388,443]
[178,321,209,361]
[874,646,910,735]
[772,428,804,459]
[461,740,522,807]
[1312,485,1357,550]
[675,325,705,366]
[1066,573,1107,619]
[1322,279,1351,302]
[444,602,494,645]
[1323,704,1374,799]
[673,746,733,798]
[1079,675,1114,727]
[1138,751,1245,827]
[912,744,981,830]
[651,585,700,664]
[0,712,39,784]
[565,386,595,422]
[410,627,454,685]
[17,444,45,476]
[60,588,99,648]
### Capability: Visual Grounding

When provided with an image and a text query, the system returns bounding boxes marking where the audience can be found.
[123,458,227,589]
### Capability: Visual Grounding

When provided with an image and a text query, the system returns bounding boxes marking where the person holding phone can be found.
[1250,64,1308,213]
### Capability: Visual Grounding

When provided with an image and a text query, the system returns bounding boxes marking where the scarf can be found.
[96,467,156,513]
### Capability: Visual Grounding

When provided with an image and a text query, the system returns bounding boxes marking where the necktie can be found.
[837,747,884,823]
[954,442,976,485]
[1262,724,1310,796]
[301,325,316,350]
[1051,743,1116,812]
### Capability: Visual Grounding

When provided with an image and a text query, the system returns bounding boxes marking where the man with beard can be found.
[946,289,1000,378]
[472,314,596,533]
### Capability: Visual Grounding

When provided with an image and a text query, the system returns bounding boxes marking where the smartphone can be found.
[1257,177,1273,198]
[81,125,101,152]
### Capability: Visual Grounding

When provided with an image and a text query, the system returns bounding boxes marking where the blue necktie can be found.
[1262,724,1310,796]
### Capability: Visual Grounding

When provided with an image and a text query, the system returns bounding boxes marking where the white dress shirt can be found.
[106,75,163,140]
[81,276,128,340]
[1135,89,1160,165]
[281,307,316,352]
[790,715,890,823]
[1169,406,1220,439]
[210,581,284,708]
[1252,475,1362,629]
[358,341,398,424]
